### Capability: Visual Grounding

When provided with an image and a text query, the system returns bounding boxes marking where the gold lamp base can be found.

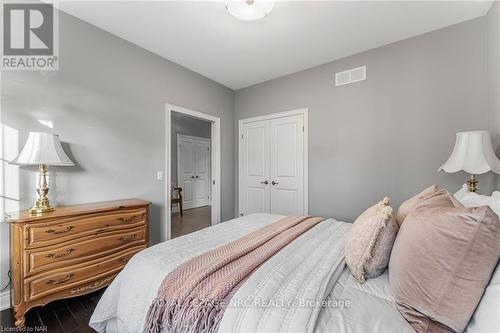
[467,174,478,193]
[29,164,55,216]
[29,204,54,215]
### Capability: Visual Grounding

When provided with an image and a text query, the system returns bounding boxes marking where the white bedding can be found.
[217,218,349,333]
[316,269,413,333]
[90,214,412,333]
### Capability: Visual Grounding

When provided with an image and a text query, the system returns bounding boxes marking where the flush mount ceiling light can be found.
[225,0,275,21]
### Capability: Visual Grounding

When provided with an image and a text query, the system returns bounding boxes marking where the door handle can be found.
[271,181,279,185]
[260,180,268,185]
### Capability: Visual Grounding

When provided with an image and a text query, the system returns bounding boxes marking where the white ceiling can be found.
[56,1,493,90]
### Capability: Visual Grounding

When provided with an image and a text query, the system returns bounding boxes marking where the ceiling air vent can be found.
[335,66,366,87]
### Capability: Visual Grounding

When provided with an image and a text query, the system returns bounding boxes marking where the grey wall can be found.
[0,10,235,289]
[1,3,497,296]
[488,2,500,149]
[235,17,493,222]
[171,112,211,186]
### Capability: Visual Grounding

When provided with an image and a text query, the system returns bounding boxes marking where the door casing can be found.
[165,103,221,241]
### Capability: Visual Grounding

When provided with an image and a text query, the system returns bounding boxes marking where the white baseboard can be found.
[0,289,11,310]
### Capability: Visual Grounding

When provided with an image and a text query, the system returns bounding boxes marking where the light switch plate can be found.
[156,170,163,180]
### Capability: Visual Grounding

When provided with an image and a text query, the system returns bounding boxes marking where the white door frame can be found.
[165,103,221,241]
[238,108,309,216]
[177,134,211,208]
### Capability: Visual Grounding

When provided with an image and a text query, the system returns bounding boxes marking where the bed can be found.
[89,213,413,333]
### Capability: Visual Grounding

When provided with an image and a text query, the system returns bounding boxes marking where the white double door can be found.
[239,113,306,216]
[178,135,211,210]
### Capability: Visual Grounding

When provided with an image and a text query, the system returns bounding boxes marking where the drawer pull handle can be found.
[45,226,75,235]
[118,216,136,223]
[118,234,137,242]
[46,248,75,259]
[69,275,115,295]
[117,213,145,224]
[46,274,74,285]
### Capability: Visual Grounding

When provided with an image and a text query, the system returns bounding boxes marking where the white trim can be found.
[303,110,309,214]
[165,104,221,242]
[0,289,10,311]
[177,134,211,208]
[238,108,309,215]
[177,134,211,143]
[238,108,308,125]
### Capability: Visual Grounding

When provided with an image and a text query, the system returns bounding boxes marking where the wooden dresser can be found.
[5,199,151,327]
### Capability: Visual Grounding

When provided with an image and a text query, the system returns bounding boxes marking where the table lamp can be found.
[10,132,74,215]
[439,131,500,192]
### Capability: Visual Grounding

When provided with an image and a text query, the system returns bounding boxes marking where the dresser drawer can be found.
[25,246,144,302]
[26,226,146,275]
[26,208,147,248]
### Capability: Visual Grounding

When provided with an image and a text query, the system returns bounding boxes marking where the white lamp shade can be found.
[439,131,500,175]
[10,132,75,166]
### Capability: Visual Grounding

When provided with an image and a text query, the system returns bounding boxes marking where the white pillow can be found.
[454,184,500,216]
[466,262,500,332]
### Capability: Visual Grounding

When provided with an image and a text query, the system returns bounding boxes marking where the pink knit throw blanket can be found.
[143,215,325,333]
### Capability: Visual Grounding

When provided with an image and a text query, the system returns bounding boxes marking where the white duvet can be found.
[90,214,413,333]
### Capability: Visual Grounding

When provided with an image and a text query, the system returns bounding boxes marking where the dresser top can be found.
[4,198,151,223]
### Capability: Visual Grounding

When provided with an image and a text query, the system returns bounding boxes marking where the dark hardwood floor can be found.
[0,289,104,332]
[171,206,211,238]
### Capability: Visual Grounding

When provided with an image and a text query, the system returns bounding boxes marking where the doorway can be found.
[238,108,309,217]
[165,104,220,241]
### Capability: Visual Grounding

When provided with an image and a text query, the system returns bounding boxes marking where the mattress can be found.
[89,213,413,333]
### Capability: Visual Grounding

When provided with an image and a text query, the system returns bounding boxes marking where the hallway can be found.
[171,206,211,238]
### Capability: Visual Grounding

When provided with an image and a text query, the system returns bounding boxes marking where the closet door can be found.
[240,120,271,215]
[269,114,304,215]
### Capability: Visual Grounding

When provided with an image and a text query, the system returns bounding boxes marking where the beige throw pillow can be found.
[389,191,500,333]
[396,185,437,227]
[345,197,397,283]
